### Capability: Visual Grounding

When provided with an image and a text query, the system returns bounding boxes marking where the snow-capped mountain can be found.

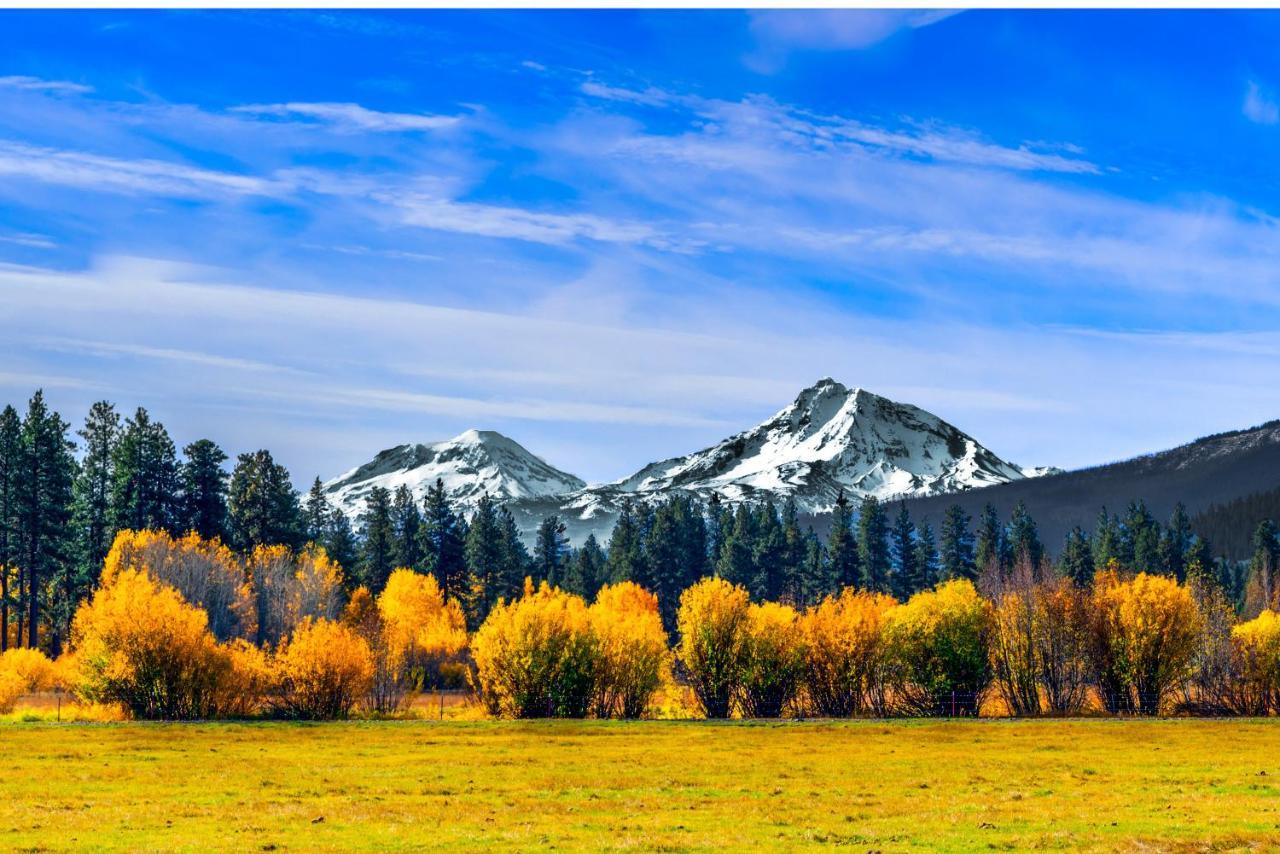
[324,429,585,521]
[605,378,1041,508]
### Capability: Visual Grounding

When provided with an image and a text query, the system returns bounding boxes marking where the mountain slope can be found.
[324,429,584,521]
[894,419,1280,557]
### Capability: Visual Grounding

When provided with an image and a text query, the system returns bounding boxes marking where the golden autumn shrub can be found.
[738,602,806,718]
[800,589,897,717]
[885,579,992,716]
[676,577,751,719]
[247,544,345,648]
[378,569,469,687]
[590,582,669,719]
[1091,571,1202,715]
[71,567,232,719]
[0,647,56,693]
[1033,577,1092,715]
[215,640,274,718]
[989,585,1041,717]
[103,529,254,642]
[1229,610,1280,715]
[0,669,22,713]
[269,618,374,720]
[471,581,600,718]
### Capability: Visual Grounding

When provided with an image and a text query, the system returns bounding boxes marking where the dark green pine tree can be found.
[752,501,788,601]
[801,529,830,606]
[179,439,228,541]
[605,500,645,586]
[912,521,939,593]
[418,478,467,602]
[857,495,891,594]
[826,489,861,590]
[1160,502,1194,580]
[17,391,76,650]
[1184,535,1214,585]
[779,498,807,605]
[495,506,531,602]
[1006,500,1044,571]
[889,502,917,599]
[534,515,569,586]
[359,486,395,593]
[1060,526,1094,587]
[227,449,303,550]
[939,504,976,582]
[464,494,504,625]
[975,503,1004,575]
[564,533,606,599]
[0,405,20,650]
[71,401,119,589]
[325,507,360,581]
[716,504,757,592]
[646,499,692,629]
[390,485,423,572]
[1121,500,1162,574]
[302,477,332,545]
[1092,508,1121,569]
[110,407,180,534]
[706,493,732,571]
[675,496,708,589]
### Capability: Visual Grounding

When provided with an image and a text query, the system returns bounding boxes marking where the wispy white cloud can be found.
[232,101,461,133]
[0,232,56,249]
[0,75,93,95]
[1244,80,1279,125]
[747,10,960,72]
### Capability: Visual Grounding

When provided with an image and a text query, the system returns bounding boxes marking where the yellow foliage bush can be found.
[800,589,897,717]
[103,529,254,642]
[0,669,23,714]
[471,580,599,718]
[216,640,274,718]
[379,569,469,680]
[1230,610,1280,715]
[738,602,805,718]
[676,577,751,719]
[590,582,670,719]
[1,647,56,693]
[885,579,992,716]
[1091,571,1202,715]
[71,567,232,719]
[270,618,374,719]
[247,544,345,648]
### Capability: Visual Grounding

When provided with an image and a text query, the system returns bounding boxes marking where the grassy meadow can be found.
[2,717,1279,851]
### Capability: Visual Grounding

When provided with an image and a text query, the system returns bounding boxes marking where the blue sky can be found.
[2,9,1280,485]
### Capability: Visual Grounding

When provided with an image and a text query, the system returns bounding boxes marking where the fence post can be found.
[951,690,956,718]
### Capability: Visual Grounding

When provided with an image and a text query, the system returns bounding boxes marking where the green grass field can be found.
[2,719,1278,851]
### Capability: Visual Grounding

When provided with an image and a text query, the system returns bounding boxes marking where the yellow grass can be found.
[3,717,1280,850]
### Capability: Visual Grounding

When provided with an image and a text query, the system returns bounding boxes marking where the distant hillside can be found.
[1192,484,1280,562]
[891,419,1280,556]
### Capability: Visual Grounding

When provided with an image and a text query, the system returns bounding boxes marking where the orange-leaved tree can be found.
[799,589,898,717]
[269,617,373,720]
[885,579,992,716]
[246,544,345,648]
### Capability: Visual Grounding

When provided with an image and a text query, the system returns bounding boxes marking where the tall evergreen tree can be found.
[648,498,696,629]
[179,439,228,541]
[464,494,505,625]
[779,498,807,605]
[857,495,891,593]
[110,407,179,534]
[913,521,939,592]
[1121,500,1162,574]
[0,406,19,650]
[975,502,1004,575]
[418,478,467,602]
[1060,526,1094,587]
[1092,507,1121,568]
[390,484,423,572]
[1006,500,1044,571]
[359,486,395,593]
[71,401,119,594]
[939,504,976,582]
[325,507,360,580]
[753,501,788,601]
[890,502,918,599]
[1160,502,1194,580]
[17,391,76,649]
[826,489,861,590]
[802,530,830,605]
[716,504,756,591]
[564,533,606,599]
[605,500,645,586]
[534,515,569,586]
[302,477,331,545]
[496,506,530,602]
[227,449,302,550]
